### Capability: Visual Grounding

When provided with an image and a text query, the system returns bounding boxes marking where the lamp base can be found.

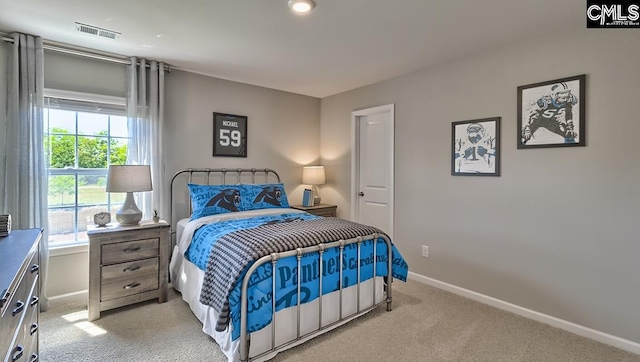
[115,192,143,225]
[312,185,321,205]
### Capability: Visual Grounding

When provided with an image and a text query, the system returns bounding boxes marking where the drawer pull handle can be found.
[12,300,25,316]
[30,296,39,306]
[30,353,38,362]
[31,264,39,273]
[30,323,39,335]
[123,246,141,252]
[12,345,24,361]
[123,282,141,290]
[123,265,141,272]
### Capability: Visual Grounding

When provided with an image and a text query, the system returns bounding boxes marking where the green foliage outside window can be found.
[45,128,127,169]
[45,127,127,204]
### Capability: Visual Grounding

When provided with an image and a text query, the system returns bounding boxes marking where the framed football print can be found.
[451,117,500,176]
[517,74,586,148]
[213,112,247,157]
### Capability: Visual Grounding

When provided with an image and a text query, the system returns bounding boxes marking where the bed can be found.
[168,168,408,362]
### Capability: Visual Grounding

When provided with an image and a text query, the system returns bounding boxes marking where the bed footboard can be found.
[239,233,393,362]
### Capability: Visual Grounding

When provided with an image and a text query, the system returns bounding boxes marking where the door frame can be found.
[350,103,395,238]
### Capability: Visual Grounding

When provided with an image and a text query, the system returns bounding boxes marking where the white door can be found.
[351,104,394,237]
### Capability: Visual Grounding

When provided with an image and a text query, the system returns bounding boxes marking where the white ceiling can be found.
[0,0,585,98]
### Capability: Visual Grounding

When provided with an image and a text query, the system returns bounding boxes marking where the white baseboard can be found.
[48,290,88,305]
[408,272,640,355]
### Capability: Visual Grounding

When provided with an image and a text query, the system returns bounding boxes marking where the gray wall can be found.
[320,28,640,344]
[163,70,321,220]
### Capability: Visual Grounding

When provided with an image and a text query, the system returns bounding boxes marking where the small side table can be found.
[87,220,170,321]
[290,203,337,217]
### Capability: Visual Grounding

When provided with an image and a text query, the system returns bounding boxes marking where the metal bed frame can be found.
[169,168,394,362]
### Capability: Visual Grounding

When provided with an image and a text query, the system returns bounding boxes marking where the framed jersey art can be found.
[213,112,247,157]
[452,117,500,176]
[517,74,586,149]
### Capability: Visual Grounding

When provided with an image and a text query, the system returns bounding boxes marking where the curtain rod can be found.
[1,34,171,71]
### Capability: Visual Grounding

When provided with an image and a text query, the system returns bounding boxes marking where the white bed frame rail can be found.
[239,233,394,362]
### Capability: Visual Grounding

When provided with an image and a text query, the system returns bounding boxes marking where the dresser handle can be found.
[12,300,25,316]
[30,323,38,335]
[30,296,39,306]
[123,282,141,290]
[11,345,23,361]
[123,246,141,252]
[31,264,39,273]
[123,265,141,272]
[30,353,38,362]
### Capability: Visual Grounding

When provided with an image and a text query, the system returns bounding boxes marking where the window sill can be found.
[49,242,89,257]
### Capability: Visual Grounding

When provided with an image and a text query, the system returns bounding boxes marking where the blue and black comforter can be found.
[184,211,408,341]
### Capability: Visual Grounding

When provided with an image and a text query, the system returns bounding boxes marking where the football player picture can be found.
[518,75,585,148]
[452,117,500,176]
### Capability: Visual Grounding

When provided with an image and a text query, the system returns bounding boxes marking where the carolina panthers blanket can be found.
[186,213,408,341]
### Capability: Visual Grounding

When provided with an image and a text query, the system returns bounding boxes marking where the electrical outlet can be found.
[421,245,429,258]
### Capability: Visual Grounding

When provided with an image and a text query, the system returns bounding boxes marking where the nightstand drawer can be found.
[101,238,159,265]
[311,209,336,217]
[101,257,159,282]
[101,274,159,301]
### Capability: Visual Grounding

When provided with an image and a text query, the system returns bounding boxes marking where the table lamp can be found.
[106,165,153,225]
[302,165,326,205]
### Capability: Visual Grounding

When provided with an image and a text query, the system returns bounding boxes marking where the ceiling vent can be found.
[75,22,120,40]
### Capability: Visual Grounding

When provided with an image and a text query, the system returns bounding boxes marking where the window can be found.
[44,90,129,247]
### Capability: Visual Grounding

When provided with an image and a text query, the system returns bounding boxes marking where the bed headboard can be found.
[168,168,281,247]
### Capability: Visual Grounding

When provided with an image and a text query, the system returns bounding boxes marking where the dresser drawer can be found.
[101,274,159,301]
[0,272,29,350]
[101,238,159,265]
[2,273,38,362]
[101,257,158,282]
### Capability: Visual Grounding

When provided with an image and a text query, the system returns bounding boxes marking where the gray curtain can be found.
[126,57,165,220]
[1,33,49,311]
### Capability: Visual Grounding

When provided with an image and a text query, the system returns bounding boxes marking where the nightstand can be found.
[291,203,337,217]
[87,220,170,321]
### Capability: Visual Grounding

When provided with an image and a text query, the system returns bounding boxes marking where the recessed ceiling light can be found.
[288,0,315,14]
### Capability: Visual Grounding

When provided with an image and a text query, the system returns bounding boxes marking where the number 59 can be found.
[219,129,242,147]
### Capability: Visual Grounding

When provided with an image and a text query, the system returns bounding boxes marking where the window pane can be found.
[48,175,76,206]
[78,206,107,237]
[78,112,108,136]
[111,115,128,137]
[79,175,107,206]
[47,134,76,169]
[48,207,76,247]
[78,136,108,168]
[109,138,128,165]
[110,193,126,204]
[48,109,76,134]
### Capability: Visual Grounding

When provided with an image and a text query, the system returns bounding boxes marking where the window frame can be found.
[44,89,128,251]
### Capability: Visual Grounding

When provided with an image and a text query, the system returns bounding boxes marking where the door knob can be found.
[358,191,365,197]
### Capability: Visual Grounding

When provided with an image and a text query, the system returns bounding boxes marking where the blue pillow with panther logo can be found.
[240,183,290,211]
[188,183,242,220]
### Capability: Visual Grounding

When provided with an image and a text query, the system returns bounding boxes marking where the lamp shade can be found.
[106,165,153,192]
[106,165,152,225]
[302,166,326,185]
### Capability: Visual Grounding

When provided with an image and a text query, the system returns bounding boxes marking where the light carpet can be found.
[40,280,640,361]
